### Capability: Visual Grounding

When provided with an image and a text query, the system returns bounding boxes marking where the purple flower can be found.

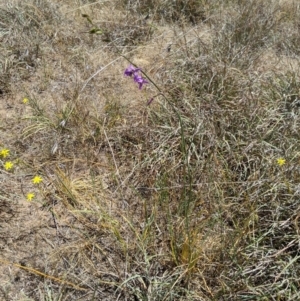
[124,64,149,90]
[133,73,148,89]
[124,65,140,77]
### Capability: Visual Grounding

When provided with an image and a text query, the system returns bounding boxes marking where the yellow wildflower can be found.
[4,161,13,170]
[277,158,286,167]
[32,175,42,184]
[26,193,35,201]
[23,97,29,104]
[0,148,9,158]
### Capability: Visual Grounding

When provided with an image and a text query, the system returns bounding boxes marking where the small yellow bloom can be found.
[32,175,42,184]
[277,158,286,167]
[23,97,29,104]
[26,193,35,201]
[4,161,13,170]
[0,148,9,158]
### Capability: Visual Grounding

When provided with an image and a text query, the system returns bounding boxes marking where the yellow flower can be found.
[32,175,42,184]
[4,161,13,170]
[277,158,286,167]
[26,193,35,201]
[23,97,29,104]
[0,148,9,158]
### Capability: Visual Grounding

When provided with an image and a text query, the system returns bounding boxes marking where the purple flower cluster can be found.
[124,65,148,90]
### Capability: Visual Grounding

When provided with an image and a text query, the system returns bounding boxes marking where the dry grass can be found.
[1,0,300,300]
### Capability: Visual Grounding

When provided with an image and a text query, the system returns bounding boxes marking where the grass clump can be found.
[1,0,300,300]
[119,0,209,24]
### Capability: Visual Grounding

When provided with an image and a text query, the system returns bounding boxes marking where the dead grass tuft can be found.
[118,0,209,24]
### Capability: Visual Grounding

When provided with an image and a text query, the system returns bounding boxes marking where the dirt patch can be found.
[255,49,300,73]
